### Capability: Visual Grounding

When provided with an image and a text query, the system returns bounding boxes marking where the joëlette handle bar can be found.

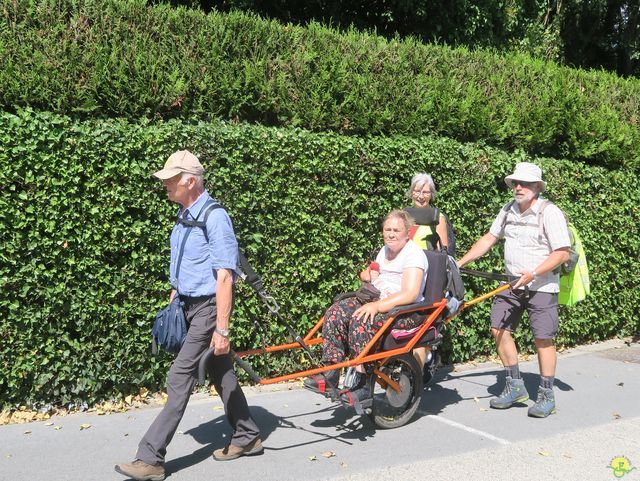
[443,270,520,324]
[198,349,261,385]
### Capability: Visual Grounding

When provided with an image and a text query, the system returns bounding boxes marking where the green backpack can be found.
[558,223,590,306]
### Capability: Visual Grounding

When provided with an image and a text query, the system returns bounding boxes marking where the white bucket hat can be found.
[504,162,546,192]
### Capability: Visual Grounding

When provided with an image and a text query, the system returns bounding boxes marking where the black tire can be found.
[369,353,423,429]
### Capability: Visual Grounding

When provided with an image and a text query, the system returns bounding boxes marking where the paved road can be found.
[1,339,639,481]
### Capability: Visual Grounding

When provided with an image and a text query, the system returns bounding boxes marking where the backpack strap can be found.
[199,200,224,243]
[499,200,516,232]
[536,199,550,241]
[500,199,549,242]
[176,199,223,243]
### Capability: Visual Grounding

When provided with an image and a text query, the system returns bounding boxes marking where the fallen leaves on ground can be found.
[322,451,336,458]
[80,423,92,430]
[0,386,161,426]
[1,406,52,425]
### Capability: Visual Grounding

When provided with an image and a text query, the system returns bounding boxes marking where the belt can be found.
[180,294,216,306]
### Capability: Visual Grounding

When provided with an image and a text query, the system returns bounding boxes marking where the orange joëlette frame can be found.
[235,282,511,386]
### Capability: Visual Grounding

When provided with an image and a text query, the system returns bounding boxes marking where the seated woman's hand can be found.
[352,301,380,323]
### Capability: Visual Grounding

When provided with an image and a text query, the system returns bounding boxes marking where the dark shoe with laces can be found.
[212,437,264,461]
[303,369,340,394]
[114,460,165,481]
[340,372,373,414]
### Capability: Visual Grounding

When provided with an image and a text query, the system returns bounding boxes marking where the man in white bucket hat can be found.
[458,162,571,418]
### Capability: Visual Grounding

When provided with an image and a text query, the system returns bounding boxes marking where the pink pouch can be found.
[390,326,422,340]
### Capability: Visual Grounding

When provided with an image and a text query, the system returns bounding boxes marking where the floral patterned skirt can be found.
[321,296,423,365]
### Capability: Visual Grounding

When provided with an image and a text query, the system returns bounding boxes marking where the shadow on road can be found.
[165,365,575,475]
[167,402,373,474]
[437,365,574,398]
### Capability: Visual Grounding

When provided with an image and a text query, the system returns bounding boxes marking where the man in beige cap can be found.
[116,150,262,481]
[458,162,571,418]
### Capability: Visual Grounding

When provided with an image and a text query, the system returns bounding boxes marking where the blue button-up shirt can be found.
[169,191,239,297]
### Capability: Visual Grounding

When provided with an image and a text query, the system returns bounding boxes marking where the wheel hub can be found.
[385,372,412,407]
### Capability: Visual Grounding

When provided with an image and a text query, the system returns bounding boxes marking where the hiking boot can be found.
[528,387,556,418]
[114,459,165,481]
[212,437,264,461]
[489,376,529,409]
[303,369,340,393]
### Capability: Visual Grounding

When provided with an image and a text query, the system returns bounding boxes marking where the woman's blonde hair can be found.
[383,209,415,232]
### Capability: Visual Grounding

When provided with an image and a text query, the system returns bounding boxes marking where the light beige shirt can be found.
[490,198,571,293]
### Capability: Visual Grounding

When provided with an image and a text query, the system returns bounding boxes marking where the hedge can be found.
[1,0,639,169]
[1,108,638,407]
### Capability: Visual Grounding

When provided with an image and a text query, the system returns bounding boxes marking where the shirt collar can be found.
[512,196,545,216]
[179,191,209,220]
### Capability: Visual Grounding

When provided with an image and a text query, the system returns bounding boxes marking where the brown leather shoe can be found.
[114,459,165,481]
[212,437,264,461]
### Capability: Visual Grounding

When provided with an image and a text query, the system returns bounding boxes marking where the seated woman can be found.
[304,209,429,403]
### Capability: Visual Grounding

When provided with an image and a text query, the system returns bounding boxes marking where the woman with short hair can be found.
[406,172,448,251]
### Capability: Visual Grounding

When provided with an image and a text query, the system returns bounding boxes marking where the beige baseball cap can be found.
[152,150,204,179]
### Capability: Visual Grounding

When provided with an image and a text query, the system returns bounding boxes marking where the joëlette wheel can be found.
[369,353,423,429]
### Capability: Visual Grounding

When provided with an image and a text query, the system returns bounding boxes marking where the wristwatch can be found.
[215,327,230,337]
[532,270,538,280]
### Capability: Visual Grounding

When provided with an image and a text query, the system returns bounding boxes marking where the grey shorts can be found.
[490,288,559,339]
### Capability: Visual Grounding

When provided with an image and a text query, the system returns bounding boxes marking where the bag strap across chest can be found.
[174,200,223,292]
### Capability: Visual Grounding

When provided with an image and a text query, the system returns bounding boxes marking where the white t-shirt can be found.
[372,240,429,302]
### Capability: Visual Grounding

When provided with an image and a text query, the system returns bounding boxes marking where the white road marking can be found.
[425,414,511,445]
